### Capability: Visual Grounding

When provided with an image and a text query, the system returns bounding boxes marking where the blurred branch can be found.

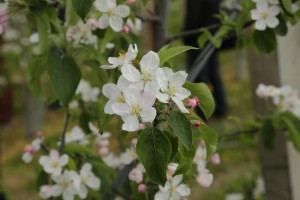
[135,13,160,23]
[41,143,50,154]
[59,109,70,153]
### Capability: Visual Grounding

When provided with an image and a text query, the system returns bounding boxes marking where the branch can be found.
[135,13,160,23]
[59,109,70,153]
[41,143,50,154]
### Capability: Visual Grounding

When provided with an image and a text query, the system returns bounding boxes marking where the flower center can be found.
[131,104,141,115]
[169,185,177,193]
[167,86,179,96]
[61,181,69,189]
[81,177,88,185]
[108,9,115,16]
[118,53,125,61]
[141,71,152,83]
[51,161,58,168]
[260,11,269,19]
[117,95,125,103]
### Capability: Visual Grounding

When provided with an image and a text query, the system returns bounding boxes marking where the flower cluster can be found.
[101,44,192,132]
[256,84,300,116]
[21,132,43,163]
[65,126,89,145]
[66,20,98,48]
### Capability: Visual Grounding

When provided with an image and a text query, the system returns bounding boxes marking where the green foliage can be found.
[72,0,94,21]
[174,143,196,175]
[253,29,277,53]
[36,169,49,191]
[165,131,179,162]
[167,111,193,150]
[184,81,215,119]
[260,118,276,150]
[46,51,81,106]
[158,45,197,65]
[63,143,94,155]
[281,112,300,151]
[136,128,172,185]
[26,56,46,97]
[275,15,288,36]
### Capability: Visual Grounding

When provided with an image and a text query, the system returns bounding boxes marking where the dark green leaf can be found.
[282,114,300,151]
[253,29,277,53]
[72,0,93,21]
[26,56,46,97]
[46,52,81,106]
[183,81,215,119]
[136,128,171,185]
[167,111,193,150]
[260,118,276,150]
[174,143,196,175]
[275,15,288,36]
[158,46,198,65]
[165,132,179,162]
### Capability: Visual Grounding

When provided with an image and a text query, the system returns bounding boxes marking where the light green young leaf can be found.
[184,81,215,119]
[63,143,93,155]
[167,111,193,150]
[158,46,198,65]
[46,51,81,106]
[136,128,172,185]
[26,56,46,97]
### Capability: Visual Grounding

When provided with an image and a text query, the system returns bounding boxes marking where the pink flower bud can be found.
[131,138,138,146]
[122,25,130,33]
[129,168,143,183]
[210,153,221,165]
[24,145,35,154]
[99,147,109,156]
[188,98,198,109]
[128,0,135,5]
[138,123,146,131]
[138,184,146,193]
[193,121,202,127]
[200,139,206,147]
[99,139,109,147]
[87,18,98,30]
[35,131,43,138]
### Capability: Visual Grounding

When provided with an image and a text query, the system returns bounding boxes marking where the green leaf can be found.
[183,81,215,119]
[280,0,293,15]
[253,29,277,53]
[26,56,46,97]
[275,15,288,36]
[158,46,198,65]
[36,11,50,53]
[282,114,300,151]
[141,0,149,5]
[260,118,276,150]
[36,169,49,191]
[174,143,196,175]
[197,124,218,160]
[198,30,210,48]
[72,0,93,21]
[46,51,81,106]
[63,143,93,155]
[165,132,179,162]
[167,111,192,150]
[136,128,172,185]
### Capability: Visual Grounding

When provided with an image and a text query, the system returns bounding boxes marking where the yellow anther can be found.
[117,95,125,103]
[131,104,141,115]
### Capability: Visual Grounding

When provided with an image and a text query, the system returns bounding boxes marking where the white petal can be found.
[140,51,160,72]
[51,185,63,197]
[50,150,59,160]
[58,155,68,166]
[102,83,121,100]
[141,91,156,107]
[107,0,116,8]
[172,97,189,113]
[140,107,156,122]
[255,19,267,30]
[257,1,268,10]
[111,103,131,116]
[100,64,117,69]
[108,57,123,66]
[39,156,49,166]
[63,189,75,200]
[104,100,115,114]
[121,63,141,82]
[122,115,139,132]
[266,16,279,28]
[109,16,123,32]
[154,191,171,200]
[177,184,191,197]
[98,14,109,29]
[251,9,260,20]
[268,5,280,16]
[71,173,81,189]
[156,92,169,103]
[115,5,130,18]
[81,163,92,177]
[87,176,101,190]
[94,0,109,12]
[170,71,187,87]
[124,87,142,105]
[171,175,183,186]
[175,87,191,100]
[156,68,170,92]
[125,44,138,61]
[117,75,131,91]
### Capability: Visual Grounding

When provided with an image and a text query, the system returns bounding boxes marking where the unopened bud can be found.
[122,25,130,33]
[128,0,135,5]
[99,147,109,156]
[210,153,221,165]
[35,131,43,138]
[87,18,98,30]
[138,184,146,193]
[187,98,198,109]
[99,139,109,147]
[131,138,138,146]
[193,121,202,127]
[24,145,35,154]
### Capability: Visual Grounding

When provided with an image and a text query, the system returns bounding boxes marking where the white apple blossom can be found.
[121,51,161,93]
[76,80,100,103]
[101,44,138,69]
[128,163,145,183]
[111,87,156,132]
[120,147,137,165]
[154,175,191,200]
[102,76,131,114]
[22,151,33,163]
[156,67,191,113]
[51,170,77,200]
[66,21,97,48]
[71,163,101,199]
[251,1,280,30]
[39,185,54,199]
[196,170,214,188]
[65,126,89,145]
[94,0,130,32]
[252,0,279,5]
[102,153,122,169]
[125,18,142,34]
[39,150,68,175]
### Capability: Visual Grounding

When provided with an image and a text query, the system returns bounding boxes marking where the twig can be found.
[135,13,160,23]
[59,109,70,153]
[41,143,50,154]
